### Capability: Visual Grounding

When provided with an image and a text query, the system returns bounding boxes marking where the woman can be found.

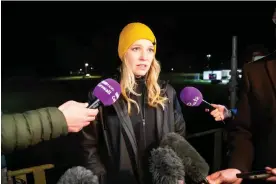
[81,22,186,184]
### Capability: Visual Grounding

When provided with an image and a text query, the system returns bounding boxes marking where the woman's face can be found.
[124,39,155,77]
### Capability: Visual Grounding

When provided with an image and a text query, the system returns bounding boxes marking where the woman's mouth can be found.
[136,64,147,70]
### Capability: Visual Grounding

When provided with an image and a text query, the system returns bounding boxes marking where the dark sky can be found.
[2,1,276,78]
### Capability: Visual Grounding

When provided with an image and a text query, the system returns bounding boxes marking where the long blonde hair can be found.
[120,57,168,114]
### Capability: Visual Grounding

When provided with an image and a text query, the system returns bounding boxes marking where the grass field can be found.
[2,75,232,183]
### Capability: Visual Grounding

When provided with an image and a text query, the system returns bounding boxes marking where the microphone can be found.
[57,166,99,184]
[160,132,210,184]
[182,157,210,184]
[179,87,212,110]
[88,78,121,109]
[179,86,229,123]
[149,147,185,184]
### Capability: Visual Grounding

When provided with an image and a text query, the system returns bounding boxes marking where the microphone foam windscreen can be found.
[149,147,185,184]
[160,132,209,177]
[57,166,99,184]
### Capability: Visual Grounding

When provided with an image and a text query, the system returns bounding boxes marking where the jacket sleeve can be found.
[80,90,106,182]
[170,85,186,137]
[1,107,68,154]
[227,65,254,172]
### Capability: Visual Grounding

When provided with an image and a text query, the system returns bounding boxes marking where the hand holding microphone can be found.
[207,167,276,184]
[60,78,121,132]
[58,100,99,132]
[179,87,228,124]
[206,169,242,184]
[265,167,276,182]
[205,104,230,121]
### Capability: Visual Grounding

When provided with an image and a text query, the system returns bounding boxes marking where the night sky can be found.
[2,1,276,78]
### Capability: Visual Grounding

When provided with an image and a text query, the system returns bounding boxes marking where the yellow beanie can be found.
[118,22,157,61]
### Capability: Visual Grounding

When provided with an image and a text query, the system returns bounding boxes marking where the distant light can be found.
[86,74,91,76]
[85,63,89,67]
[206,54,211,58]
[80,69,82,71]
[91,67,93,70]
[171,68,174,71]
[221,80,229,84]
[70,71,72,74]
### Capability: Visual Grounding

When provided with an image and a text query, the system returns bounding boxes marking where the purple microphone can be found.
[180,87,227,124]
[179,87,215,111]
[88,78,121,109]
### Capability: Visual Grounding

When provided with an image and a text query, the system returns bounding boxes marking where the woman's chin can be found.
[134,70,148,77]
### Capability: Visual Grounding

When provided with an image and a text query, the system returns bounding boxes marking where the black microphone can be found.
[87,78,121,109]
[57,166,99,184]
[160,132,210,184]
[149,147,185,184]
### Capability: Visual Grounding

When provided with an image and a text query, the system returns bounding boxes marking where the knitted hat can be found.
[118,22,157,61]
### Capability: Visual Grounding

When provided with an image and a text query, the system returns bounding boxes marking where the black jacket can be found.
[80,80,186,184]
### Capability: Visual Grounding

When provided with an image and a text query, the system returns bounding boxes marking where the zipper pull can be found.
[142,118,145,126]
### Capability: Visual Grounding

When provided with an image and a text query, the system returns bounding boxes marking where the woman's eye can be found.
[148,48,154,52]
[132,47,139,51]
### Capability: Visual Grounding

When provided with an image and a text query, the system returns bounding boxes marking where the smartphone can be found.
[236,170,272,180]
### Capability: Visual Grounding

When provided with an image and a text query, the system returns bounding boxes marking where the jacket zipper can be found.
[142,118,146,148]
[138,83,146,183]
[141,84,146,149]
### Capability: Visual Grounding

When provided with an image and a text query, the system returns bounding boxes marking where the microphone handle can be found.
[87,99,101,109]
[202,99,216,111]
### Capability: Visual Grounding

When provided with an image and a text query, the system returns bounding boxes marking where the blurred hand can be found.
[206,168,242,184]
[58,100,99,132]
[266,167,276,182]
[205,104,227,121]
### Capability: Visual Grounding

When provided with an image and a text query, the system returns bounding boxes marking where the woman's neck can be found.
[135,75,146,82]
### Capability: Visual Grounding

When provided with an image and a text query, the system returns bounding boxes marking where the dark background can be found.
[2,1,276,78]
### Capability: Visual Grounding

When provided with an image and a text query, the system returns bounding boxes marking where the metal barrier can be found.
[187,128,225,172]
